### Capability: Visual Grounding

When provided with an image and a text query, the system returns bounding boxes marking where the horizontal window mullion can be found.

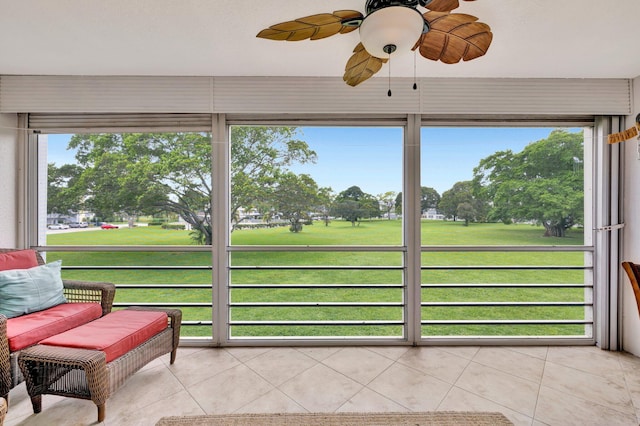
[116,284,212,289]
[230,245,405,252]
[422,320,591,325]
[231,284,403,289]
[39,245,595,253]
[230,320,405,326]
[231,302,403,308]
[230,265,402,270]
[181,321,213,326]
[113,302,211,307]
[421,265,589,270]
[421,245,593,252]
[422,302,591,307]
[36,245,212,252]
[423,283,592,288]
[28,113,213,133]
[63,265,212,270]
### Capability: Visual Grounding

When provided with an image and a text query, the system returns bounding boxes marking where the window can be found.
[31,116,600,345]
[228,125,405,339]
[420,127,593,338]
[40,131,214,337]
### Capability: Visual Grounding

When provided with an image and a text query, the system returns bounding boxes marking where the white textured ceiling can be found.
[1,0,639,80]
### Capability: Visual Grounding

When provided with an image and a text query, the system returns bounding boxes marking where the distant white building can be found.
[422,208,444,220]
[46,211,94,225]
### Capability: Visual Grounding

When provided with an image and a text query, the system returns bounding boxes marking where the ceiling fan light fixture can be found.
[359,6,424,59]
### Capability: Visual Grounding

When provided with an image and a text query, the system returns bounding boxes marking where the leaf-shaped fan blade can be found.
[425,0,476,12]
[343,43,388,87]
[256,10,363,41]
[417,12,492,64]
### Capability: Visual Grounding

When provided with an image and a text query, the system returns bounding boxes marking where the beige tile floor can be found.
[5,345,640,426]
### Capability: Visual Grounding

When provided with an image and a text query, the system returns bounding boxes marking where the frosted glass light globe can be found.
[359,6,424,59]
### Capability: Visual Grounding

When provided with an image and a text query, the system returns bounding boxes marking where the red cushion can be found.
[0,250,39,271]
[6,303,103,352]
[40,310,168,363]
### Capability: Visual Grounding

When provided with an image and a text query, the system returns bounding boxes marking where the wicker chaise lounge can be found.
[18,307,181,422]
[0,248,115,406]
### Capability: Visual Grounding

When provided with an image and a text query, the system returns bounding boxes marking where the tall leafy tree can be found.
[70,133,205,229]
[231,127,317,229]
[316,187,334,226]
[68,127,316,243]
[47,163,83,216]
[473,129,583,237]
[272,172,324,233]
[332,186,380,226]
[457,202,476,226]
[438,181,476,222]
[421,187,441,214]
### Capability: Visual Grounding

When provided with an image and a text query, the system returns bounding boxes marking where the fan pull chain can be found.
[387,52,392,97]
[413,50,418,90]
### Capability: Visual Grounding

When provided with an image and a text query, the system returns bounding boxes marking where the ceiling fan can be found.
[257,0,493,90]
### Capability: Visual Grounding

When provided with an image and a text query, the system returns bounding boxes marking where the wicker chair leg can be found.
[98,403,105,423]
[30,395,42,413]
[0,397,7,426]
[170,349,177,365]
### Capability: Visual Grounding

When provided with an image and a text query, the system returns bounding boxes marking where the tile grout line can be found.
[614,353,640,424]
[530,347,550,425]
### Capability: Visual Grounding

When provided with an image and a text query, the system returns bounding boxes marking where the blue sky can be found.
[46,127,577,197]
[290,127,572,196]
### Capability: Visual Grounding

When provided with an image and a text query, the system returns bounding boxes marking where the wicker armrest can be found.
[62,280,116,317]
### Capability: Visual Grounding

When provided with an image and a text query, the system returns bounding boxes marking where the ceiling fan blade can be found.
[416,12,492,64]
[257,10,363,41]
[343,43,388,87]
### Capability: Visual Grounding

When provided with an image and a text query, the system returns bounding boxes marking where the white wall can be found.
[622,77,640,355]
[0,113,18,247]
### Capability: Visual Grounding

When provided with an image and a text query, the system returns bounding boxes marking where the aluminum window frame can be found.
[25,112,618,347]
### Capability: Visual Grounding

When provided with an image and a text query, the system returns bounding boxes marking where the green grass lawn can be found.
[47,220,589,339]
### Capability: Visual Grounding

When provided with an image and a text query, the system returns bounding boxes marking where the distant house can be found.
[422,208,444,220]
[46,211,94,226]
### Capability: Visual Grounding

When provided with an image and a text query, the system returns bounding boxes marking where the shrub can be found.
[161,224,186,230]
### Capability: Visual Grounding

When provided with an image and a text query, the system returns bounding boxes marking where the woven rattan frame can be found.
[0,248,115,405]
[18,308,181,423]
[0,397,6,426]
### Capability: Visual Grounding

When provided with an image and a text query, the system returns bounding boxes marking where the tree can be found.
[69,134,170,227]
[331,200,360,226]
[377,191,397,220]
[316,187,334,226]
[47,163,83,216]
[331,186,380,226]
[457,202,476,226]
[68,128,317,244]
[359,194,381,219]
[438,181,475,222]
[272,172,324,233]
[473,129,583,237]
[230,127,317,230]
[420,187,441,213]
